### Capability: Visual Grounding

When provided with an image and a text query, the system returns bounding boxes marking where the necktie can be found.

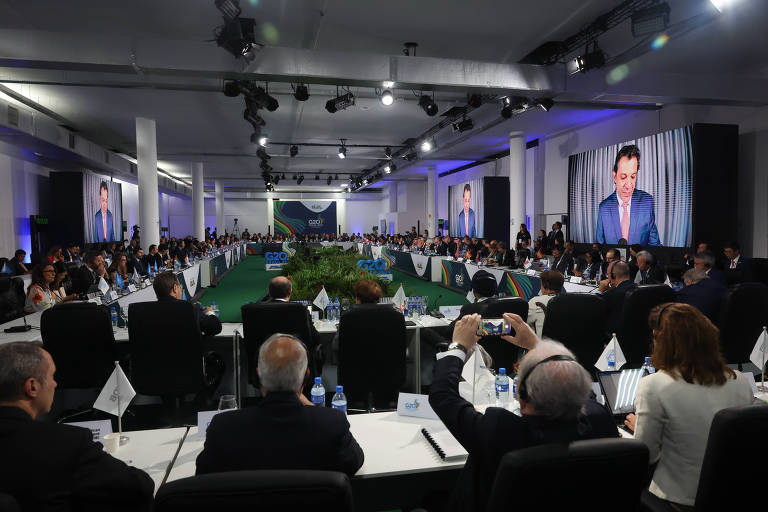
[730,259,735,269]
[621,203,630,242]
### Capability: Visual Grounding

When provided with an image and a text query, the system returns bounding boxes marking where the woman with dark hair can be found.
[46,246,63,264]
[515,224,531,251]
[24,263,56,312]
[625,303,754,509]
[107,253,129,287]
[575,250,602,280]
[51,261,76,303]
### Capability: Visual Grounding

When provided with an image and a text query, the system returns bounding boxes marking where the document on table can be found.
[421,427,467,461]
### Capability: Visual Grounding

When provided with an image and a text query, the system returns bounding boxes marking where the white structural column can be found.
[388,182,398,235]
[266,195,274,235]
[509,131,526,245]
[337,197,346,234]
[214,179,224,236]
[192,162,205,241]
[427,166,437,238]
[136,117,160,248]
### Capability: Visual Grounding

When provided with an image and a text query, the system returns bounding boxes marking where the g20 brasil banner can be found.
[274,200,337,235]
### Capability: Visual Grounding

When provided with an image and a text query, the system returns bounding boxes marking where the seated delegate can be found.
[195,333,364,476]
[624,303,755,509]
[0,342,154,511]
[429,313,617,512]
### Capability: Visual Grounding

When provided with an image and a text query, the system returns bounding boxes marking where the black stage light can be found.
[418,95,438,116]
[567,48,606,75]
[256,147,270,160]
[244,109,265,127]
[294,84,309,101]
[631,2,670,37]
[290,145,299,157]
[334,174,339,180]
[252,86,279,112]
[315,175,319,180]
[215,0,242,21]
[338,146,347,159]
[402,150,418,161]
[452,116,474,132]
[274,175,280,185]
[293,174,297,180]
[384,146,392,158]
[501,106,513,119]
[326,175,333,185]
[260,160,272,172]
[223,80,241,97]
[216,17,257,59]
[535,98,555,112]
[468,94,483,108]
[297,175,304,185]
[325,92,355,113]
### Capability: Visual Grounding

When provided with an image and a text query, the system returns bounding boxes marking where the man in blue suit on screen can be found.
[94,180,114,242]
[595,145,661,246]
[457,183,476,238]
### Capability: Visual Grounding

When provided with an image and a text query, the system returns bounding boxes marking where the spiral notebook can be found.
[421,427,468,461]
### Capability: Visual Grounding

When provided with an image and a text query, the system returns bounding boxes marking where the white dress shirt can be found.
[634,370,754,506]
[526,293,557,337]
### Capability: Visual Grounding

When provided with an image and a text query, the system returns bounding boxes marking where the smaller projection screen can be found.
[448,178,485,238]
[84,174,123,244]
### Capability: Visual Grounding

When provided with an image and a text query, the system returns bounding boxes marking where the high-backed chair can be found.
[128,300,205,397]
[338,303,406,409]
[241,302,316,388]
[487,439,649,511]
[41,303,117,389]
[0,276,26,323]
[717,283,768,367]
[0,493,20,512]
[478,297,528,372]
[542,294,608,376]
[618,285,676,367]
[154,471,353,512]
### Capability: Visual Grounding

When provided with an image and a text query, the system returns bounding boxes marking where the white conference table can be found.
[110,427,188,492]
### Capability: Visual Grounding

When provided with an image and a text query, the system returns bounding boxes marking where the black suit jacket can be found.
[636,265,666,285]
[71,264,100,295]
[195,392,364,476]
[547,230,564,252]
[516,248,531,268]
[552,253,574,274]
[158,296,222,336]
[0,406,153,512]
[601,279,638,334]
[429,356,618,512]
[676,278,726,323]
[706,267,727,287]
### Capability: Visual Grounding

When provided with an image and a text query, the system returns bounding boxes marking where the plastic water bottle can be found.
[495,368,510,407]
[326,301,334,322]
[211,301,220,316]
[331,385,347,414]
[311,377,326,406]
[403,299,409,318]
[110,306,118,328]
[512,375,519,396]
[334,297,341,320]
[642,356,656,374]
[607,349,616,370]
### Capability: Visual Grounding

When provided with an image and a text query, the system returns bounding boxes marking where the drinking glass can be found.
[218,395,238,411]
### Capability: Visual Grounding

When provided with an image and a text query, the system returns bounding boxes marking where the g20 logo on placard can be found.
[308,218,324,227]
[266,252,288,265]
[405,399,420,409]
[455,274,464,286]
[357,259,388,273]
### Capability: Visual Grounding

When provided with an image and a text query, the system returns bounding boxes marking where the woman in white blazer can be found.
[624,303,755,509]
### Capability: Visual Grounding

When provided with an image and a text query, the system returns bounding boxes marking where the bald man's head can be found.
[269,276,292,300]
[257,334,307,393]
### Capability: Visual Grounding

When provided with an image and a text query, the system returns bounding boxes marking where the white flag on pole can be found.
[595,334,627,371]
[466,289,476,304]
[393,284,406,308]
[524,257,531,270]
[313,286,330,311]
[749,327,768,371]
[97,276,110,295]
[132,268,140,284]
[93,363,136,417]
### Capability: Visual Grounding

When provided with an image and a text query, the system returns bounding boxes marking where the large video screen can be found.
[274,200,337,235]
[448,178,484,238]
[568,125,693,247]
[83,174,123,244]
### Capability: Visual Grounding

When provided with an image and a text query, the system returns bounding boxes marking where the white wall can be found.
[0,154,51,259]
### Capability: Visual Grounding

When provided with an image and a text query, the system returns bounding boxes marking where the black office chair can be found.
[542,294,608,376]
[128,301,205,398]
[641,403,768,512]
[486,438,649,511]
[717,283,768,367]
[0,276,26,323]
[241,302,317,388]
[41,303,117,389]
[0,493,20,512]
[338,303,406,409]
[751,257,768,286]
[154,470,353,512]
[618,285,676,368]
[478,297,528,372]
[723,269,744,287]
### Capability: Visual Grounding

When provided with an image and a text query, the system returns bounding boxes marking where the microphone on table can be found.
[5,315,32,333]
[429,294,444,318]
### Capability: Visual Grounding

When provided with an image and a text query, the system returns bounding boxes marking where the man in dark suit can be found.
[93,181,115,242]
[143,244,162,272]
[634,250,666,285]
[153,272,221,336]
[694,250,726,287]
[515,240,532,268]
[457,184,477,237]
[429,314,617,512]
[129,248,147,276]
[723,241,752,282]
[0,342,154,511]
[551,246,573,275]
[595,145,661,246]
[7,249,29,275]
[71,251,109,295]
[494,242,515,267]
[599,248,622,281]
[266,276,321,351]
[599,261,638,334]
[676,269,726,323]
[546,222,564,254]
[627,244,642,281]
[196,334,364,476]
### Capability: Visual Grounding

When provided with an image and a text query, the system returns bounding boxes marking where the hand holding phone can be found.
[476,318,512,336]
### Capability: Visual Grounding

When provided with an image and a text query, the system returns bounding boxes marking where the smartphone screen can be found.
[476,318,511,336]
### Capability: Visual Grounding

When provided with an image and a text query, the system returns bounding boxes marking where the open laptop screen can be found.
[597,369,648,416]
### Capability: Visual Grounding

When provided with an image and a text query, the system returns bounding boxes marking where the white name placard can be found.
[570,276,583,284]
[526,269,537,276]
[397,393,439,420]
[66,419,113,442]
[127,284,138,293]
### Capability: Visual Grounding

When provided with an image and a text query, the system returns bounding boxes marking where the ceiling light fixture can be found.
[418,94,438,116]
[326,175,333,185]
[384,146,392,159]
[566,44,606,75]
[257,134,268,147]
[256,147,270,160]
[535,98,555,112]
[289,145,298,157]
[380,89,394,106]
[293,84,309,101]
[338,139,347,159]
[452,116,474,133]
[297,175,304,185]
[325,91,355,113]
[420,139,434,153]
[468,94,483,108]
[631,2,671,37]
[383,164,391,174]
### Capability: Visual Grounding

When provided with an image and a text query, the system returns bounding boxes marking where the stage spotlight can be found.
[244,109,265,127]
[325,92,355,113]
[338,139,347,159]
[362,178,368,186]
[383,164,391,174]
[380,89,394,106]
[334,174,339,180]
[403,150,417,161]
[384,146,392,159]
[535,98,555,112]
[297,175,304,185]
[631,2,670,37]
[501,105,513,119]
[293,174,297,180]
[468,94,482,108]
[281,173,286,179]
[418,95,438,116]
[256,147,270,160]
[452,116,474,133]
[566,47,606,75]
[257,134,268,147]
[290,145,299,157]
[420,139,434,153]
[315,175,319,180]
[293,84,309,101]
[216,17,257,59]
[259,160,272,172]
[243,85,279,112]
[274,174,280,185]
[223,80,241,97]
[326,175,333,185]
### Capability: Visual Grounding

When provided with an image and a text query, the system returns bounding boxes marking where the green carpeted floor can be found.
[199,254,469,323]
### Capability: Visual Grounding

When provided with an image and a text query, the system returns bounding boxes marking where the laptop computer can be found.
[597,368,648,422]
